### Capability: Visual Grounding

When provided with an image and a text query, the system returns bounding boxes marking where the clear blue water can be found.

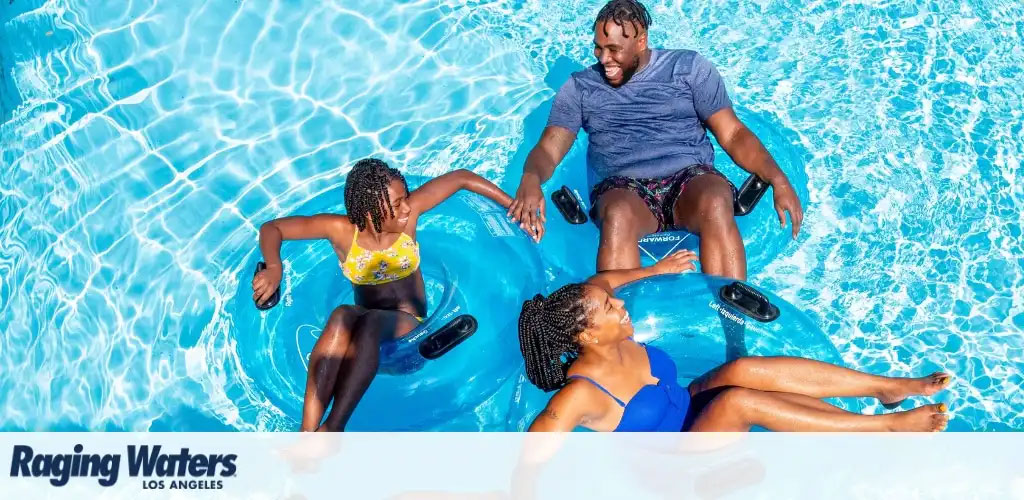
[1,0,1021,431]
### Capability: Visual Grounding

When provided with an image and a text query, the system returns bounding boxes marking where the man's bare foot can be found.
[878,372,952,409]
[888,403,949,432]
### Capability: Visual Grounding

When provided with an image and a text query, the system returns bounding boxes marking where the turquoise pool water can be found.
[1,0,1021,431]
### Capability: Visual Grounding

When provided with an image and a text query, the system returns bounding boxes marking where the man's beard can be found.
[606,54,641,86]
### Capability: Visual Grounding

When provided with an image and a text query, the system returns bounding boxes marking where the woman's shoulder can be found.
[322,213,352,229]
[561,364,616,403]
[319,214,355,245]
[547,378,607,418]
[541,375,621,431]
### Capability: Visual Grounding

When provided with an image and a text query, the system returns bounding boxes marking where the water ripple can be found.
[1,0,1021,430]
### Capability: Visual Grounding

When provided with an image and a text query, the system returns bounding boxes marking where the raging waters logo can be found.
[9,444,237,490]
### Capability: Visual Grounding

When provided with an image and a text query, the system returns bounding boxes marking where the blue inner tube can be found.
[505,273,862,431]
[236,180,545,430]
[348,189,546,429]
[373,261,469,374]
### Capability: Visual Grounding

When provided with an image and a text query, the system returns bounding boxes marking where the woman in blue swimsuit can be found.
[518,250,952,432]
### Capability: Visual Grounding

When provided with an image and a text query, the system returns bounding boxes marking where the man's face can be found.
[593,20,647,87]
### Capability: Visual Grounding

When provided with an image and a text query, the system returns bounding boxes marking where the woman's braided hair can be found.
[344,158,407,232]
[518,284,593,392]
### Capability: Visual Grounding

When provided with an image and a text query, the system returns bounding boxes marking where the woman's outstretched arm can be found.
[407,169,513,214]
[585,250,697,291]
[253,214,349,304]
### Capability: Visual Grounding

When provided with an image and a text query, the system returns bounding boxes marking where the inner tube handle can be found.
[733,174,772,216]
[718,281,780,323]
[553,172,769,222]
[551,185,588,224]
[419,315,478,360]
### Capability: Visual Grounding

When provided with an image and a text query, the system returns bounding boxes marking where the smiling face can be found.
[593,19,648,87]
[577,284,634,346]
[372,178,411,233]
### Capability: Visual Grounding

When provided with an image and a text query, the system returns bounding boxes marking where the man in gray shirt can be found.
[508,0,803,280]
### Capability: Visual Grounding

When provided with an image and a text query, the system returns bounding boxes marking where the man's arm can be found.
[686,52,803,238]
[522,126,578,185]
[508,77,584,241]
[706,108,804,238]
[507,126,577,241]
[705,108,784,185]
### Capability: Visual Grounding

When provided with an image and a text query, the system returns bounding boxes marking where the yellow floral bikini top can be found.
[341,231,421,286]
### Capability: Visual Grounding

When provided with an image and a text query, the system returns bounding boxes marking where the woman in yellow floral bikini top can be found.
[252,158,519,431]
[341,230,421,287]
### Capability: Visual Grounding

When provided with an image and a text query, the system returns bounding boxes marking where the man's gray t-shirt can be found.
[547,49,732,180]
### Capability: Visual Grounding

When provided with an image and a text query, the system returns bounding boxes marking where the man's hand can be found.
[705,108,803,239]
[771,177,803,239]
[507,126,578,242]
[507,173,546,242]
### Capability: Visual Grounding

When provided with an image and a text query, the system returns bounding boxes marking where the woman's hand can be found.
[652,250,698,275]
[507,173,546,242]
[586,250,699,291]
[253,263,282,306]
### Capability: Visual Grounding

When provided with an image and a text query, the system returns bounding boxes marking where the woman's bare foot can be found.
[888,403,949,432]
[878,372,952,408]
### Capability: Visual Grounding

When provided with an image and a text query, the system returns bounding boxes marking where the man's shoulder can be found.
[568,63,605,85]
[654,48,703,75]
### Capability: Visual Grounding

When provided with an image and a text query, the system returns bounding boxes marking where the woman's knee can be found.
[313,306,366,357]
[710,386,760,415]
[716,357,762,384]
[688,386,763,431]
[328,305,365,327]
[692,357,758,392]
[353,311,391,343]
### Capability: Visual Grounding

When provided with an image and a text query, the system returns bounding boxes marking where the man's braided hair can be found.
[594,0,652,37]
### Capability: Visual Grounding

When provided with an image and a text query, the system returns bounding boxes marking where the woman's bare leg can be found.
[768,391,848,415]
[301,305,366,431]
[687,387,948,432]
[319,309,420,431]
[691,357,951,405]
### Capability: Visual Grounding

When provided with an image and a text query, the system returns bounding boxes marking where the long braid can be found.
[518,284,592,392]
[344,158,407,232]
[594,0,652,37]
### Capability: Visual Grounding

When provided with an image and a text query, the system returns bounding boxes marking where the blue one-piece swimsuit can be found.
[568,343,692,432]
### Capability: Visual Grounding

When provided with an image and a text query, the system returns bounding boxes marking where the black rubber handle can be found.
[551,186,588,224]
[718,281,779,322]
[553,172,767,223]
[253,262,281,311]
[419,315,478,360]
[733,174,771,216]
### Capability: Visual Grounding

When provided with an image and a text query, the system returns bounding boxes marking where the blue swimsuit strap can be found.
[566,375,627,407]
